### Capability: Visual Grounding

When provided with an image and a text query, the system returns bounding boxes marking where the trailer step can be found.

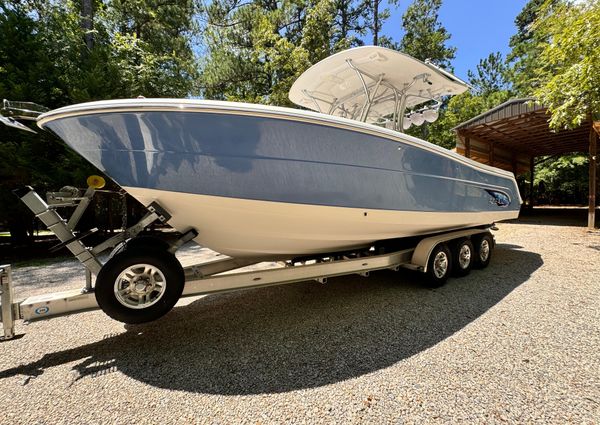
[13,187,103,275]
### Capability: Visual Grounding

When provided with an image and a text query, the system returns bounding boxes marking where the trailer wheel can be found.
[473,233,494,269]
[424,243,452,287]
[451,238,474,277]
[95,248,184,324]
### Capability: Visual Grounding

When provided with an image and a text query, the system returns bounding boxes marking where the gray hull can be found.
[38,99,521,257]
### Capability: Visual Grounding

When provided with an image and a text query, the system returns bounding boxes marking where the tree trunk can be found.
[82,0,94,50]
[372,0,379,46]
[341,0,348,39]
[8,216,31,246]
[589,125,597,229]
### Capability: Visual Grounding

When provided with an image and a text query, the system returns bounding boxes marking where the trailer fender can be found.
[411,229,493,273]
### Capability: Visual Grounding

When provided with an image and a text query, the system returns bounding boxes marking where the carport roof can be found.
[453,98,591,156]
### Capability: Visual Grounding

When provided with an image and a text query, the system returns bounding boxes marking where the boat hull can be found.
[127,187,517,258]
[38,99,521,258]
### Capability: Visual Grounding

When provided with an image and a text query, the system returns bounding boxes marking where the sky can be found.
[381,0,530,80]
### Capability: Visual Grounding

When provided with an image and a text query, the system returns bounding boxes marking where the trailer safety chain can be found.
[120,191,127,231]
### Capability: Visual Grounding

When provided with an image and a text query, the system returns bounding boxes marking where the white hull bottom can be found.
[125,187,519,259]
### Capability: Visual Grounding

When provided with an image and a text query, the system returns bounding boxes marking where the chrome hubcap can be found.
[480,240,490,262]
[433,251,449,278]
[114,263,166,309]
[458,244,472,269]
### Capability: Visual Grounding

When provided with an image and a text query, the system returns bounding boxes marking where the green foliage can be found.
[0,2,90,241]
[364,0,391,46]
[525,0,598,204]
[398,0,457,141]
[425,51,514,150]
[0,0,199,240]
[532,0,600,130]
[198,0,406,103]
[467,52,511,96]
[104,0,199,97]
[0,3,69,107]
[423,90,512,150]
[2,0,595,234]
[200,0,336,106]
[535,155,589,204]
[332,0,370,47]
[399,0,456,69]
[506,0,555,95]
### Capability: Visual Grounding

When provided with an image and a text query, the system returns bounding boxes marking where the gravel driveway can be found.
[1,219,599,423]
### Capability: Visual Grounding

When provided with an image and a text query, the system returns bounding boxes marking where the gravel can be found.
[1,218,599,424]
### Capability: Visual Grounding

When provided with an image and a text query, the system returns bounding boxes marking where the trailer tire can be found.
[451,238,474,277]
[424,243,452,287]
[473,233,494,269]
[95,248,184,324]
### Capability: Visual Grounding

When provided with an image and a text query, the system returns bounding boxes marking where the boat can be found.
[0,46,523,325]
[36,46,521,259]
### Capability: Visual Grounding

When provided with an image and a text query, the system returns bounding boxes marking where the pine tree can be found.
[467,52,511,97]
[104,0,199,97]
[399,0,456,141]
[399,0,456,70]
[0,0,199,242]
[199,0,336,105]
[506,0,558,95]
[332,0,370,48]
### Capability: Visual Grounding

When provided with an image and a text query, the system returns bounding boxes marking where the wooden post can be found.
[589,126,597,229]
[529,156,535,208]
[489,141,495,166]
[465,136,471,158]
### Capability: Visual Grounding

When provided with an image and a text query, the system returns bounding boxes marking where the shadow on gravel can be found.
[2,244,542,395]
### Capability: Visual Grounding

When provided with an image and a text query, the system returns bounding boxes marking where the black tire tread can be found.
[95,247,184,324]
[423,243,452,288]
[451,238,474,277]
[472,233,494,269]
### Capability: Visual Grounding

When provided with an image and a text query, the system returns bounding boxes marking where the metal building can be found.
[454,98,598,229]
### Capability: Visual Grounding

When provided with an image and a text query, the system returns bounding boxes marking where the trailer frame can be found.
[0,184,494,340]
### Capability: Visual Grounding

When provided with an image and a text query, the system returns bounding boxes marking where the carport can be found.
[454,98,599,229]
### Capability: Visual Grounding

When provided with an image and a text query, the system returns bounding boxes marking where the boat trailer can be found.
[0,180,495,341]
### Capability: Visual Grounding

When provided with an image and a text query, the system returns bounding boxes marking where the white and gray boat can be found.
[0,46,524,328]
[36,46,521,259]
